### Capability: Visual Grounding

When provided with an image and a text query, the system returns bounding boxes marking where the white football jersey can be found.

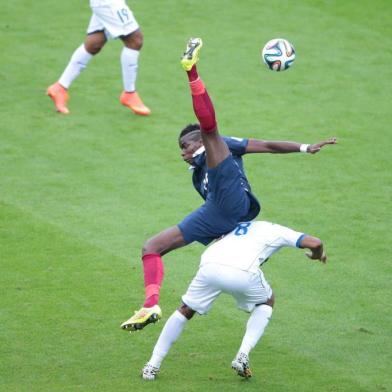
[90,0,126,7]
[200,221,304,273]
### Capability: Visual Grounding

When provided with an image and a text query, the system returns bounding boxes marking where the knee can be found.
[265,293,275,308]
[142,238,158,256]
[123,30,144,50]
[84,40,105,55]
[142,226,184,257]
[142,234,165,256]
[178,304,195,320]
[132,34,143,50]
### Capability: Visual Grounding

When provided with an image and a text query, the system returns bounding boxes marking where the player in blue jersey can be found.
[177,127,261,246]
[121,38,336,332]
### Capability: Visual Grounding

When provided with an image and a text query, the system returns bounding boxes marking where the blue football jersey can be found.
[179,136,261,245]
[191,136,251,199]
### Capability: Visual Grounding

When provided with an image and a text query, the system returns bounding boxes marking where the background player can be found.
[141,220,327,380]
[47,0,150,116]
[121,38,335,332]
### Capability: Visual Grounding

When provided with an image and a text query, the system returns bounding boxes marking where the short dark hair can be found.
[179,123,201,140]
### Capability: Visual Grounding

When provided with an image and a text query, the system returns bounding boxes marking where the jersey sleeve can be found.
[224,136,249,156]
[269,224,305,248]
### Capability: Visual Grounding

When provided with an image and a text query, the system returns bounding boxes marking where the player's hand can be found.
[305,251,327,264]
[308,137,337,154]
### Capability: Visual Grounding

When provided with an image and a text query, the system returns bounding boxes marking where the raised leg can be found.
[181,38,230,168]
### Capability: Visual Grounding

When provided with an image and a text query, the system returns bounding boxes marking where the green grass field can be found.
[1,0,391,391]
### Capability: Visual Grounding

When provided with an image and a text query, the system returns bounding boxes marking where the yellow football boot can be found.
[181,38,203,71]
[121,305,162,332]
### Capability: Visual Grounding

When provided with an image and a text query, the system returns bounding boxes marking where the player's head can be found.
[178,124,203,165]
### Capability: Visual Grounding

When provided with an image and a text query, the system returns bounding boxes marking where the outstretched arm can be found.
[245,137,337,154]
[298,235,327,263]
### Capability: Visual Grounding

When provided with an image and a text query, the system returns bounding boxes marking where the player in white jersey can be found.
[140,220,327,380]
[47,0,150,116]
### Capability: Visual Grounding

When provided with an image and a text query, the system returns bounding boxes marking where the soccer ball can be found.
[261,38,295,71]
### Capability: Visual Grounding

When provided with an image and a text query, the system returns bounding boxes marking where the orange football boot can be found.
[47,82,70,114]
[120,91,151,116]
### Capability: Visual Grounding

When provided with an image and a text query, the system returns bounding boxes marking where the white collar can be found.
[188,146,205,170]
[193,145,205,157]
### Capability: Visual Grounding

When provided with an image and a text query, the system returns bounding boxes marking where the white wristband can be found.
[300,144,310,153]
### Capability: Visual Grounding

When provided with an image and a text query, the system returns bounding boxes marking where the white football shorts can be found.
[182,263,272,314]
[87,0,139,39]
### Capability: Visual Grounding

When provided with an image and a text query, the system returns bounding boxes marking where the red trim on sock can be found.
[145,284,160,298]
[142,253,161,261]
[189,78,206,96]
[144,294,159,308]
